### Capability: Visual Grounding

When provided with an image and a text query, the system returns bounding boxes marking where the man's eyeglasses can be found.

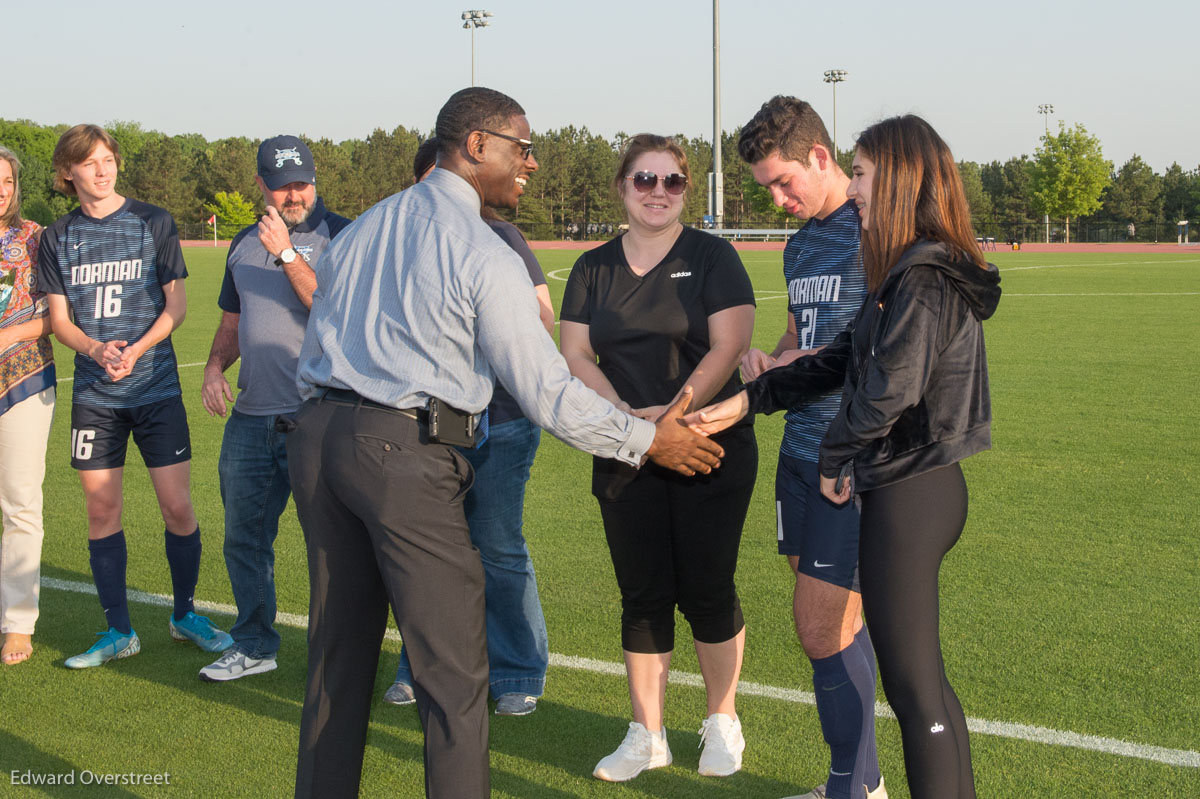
[481,130,534,160]
[626,171,688,195]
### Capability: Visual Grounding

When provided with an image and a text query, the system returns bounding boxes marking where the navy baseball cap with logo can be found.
[257,135,316,189]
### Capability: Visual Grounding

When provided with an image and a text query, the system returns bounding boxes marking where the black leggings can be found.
[597,425,757,653]
[859,462,976,799]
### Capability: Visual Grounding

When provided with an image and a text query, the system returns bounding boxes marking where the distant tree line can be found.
[3,118,1199,243]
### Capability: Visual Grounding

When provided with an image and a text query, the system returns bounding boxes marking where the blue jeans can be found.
[219,409,293,659]
[395,416,549,697]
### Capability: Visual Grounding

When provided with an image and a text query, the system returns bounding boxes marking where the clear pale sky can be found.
[9,0,1193,173]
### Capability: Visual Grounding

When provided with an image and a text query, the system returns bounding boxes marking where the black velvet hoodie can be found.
[745,239,1002,492]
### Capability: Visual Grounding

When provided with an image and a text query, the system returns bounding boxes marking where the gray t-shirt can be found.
[218,198,351,415]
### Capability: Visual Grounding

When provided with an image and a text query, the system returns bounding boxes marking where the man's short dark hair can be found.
[737,96,834,167]
[435,88,525,156]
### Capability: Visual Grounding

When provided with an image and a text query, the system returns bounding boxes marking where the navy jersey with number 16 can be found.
[38,198,188,408]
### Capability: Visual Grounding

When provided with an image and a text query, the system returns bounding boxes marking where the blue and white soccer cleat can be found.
[169,611,234,653]
[64,628,141,669]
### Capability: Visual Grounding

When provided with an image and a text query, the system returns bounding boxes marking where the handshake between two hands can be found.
[658,344,798,450]
[647,385,851,506]
[640,386,750,478]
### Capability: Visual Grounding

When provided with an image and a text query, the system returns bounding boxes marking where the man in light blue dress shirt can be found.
[287,87,724,799]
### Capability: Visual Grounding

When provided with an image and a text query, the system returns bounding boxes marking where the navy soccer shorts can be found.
[70,395,191,470]
[775,453,861,591]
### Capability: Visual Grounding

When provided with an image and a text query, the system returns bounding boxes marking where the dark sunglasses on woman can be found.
[626,171,688,195]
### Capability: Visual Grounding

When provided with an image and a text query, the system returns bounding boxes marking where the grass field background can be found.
[2,247,1197,797]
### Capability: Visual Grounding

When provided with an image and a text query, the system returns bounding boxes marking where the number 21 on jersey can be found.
[798,307,817,350]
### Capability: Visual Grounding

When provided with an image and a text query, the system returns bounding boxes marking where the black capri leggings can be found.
[859,462,976,799]
[596,425,757,653]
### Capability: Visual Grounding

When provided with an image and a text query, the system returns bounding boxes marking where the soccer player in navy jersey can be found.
[38,124,232,668]
[736,97,885,799]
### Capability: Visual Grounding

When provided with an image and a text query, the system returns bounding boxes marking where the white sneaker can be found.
[697,712,744,776]
[593,721,672,782]
[198,650,277,682]
[783,775,888,799]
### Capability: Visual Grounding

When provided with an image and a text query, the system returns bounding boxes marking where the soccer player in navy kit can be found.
[38,124,232,668]
[737,98,885,799]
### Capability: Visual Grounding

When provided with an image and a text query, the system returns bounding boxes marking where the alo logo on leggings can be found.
[930,722,945,733]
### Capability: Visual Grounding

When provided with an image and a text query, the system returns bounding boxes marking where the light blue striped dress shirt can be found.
[296,167,654,465]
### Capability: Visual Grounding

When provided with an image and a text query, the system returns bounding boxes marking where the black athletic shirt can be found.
[561,226,755,413]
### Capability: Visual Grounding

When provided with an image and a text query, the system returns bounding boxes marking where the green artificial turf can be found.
[2,247,1196,797]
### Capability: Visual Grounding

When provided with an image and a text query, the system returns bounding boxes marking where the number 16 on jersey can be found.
[93,285,123,319]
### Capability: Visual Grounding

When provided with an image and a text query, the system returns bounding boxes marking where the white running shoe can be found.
[697,712,745,776]
[783,775,888,799]
[198,650,277,682]
[593,721,672,782]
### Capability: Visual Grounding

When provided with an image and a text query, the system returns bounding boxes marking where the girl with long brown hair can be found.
[688,115,1001,799]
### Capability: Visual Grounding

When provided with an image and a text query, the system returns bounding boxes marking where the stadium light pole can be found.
[1038,103,1055,134]
[823,70,848,164]
[1038,104,1054,242]
[462,10,493,87]
[710,0,724,230]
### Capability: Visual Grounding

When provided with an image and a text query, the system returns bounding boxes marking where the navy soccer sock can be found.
[89,531,131,635]
[851,624,883,794]
[811,646,862,799]
[811,625,881,799]
[164,527,201,621]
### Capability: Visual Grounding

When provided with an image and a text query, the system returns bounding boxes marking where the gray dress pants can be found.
[288,395,488,799]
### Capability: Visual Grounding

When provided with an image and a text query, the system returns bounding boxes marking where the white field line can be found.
[1002,257,1200,272]
[1003,292,1199,297]
[706,290,1198,301]
[549,259,1200,281]
[42,576,1198,770]
[56,361,208,385]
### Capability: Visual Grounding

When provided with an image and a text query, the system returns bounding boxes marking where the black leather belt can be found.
[320,388,429,424]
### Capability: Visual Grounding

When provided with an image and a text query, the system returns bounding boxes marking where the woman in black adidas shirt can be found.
[560,134,757,782]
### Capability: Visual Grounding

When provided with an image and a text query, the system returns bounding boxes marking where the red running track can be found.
[182,239,1197,255]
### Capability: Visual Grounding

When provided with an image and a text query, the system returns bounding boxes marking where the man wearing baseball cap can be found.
[197,134,351,681]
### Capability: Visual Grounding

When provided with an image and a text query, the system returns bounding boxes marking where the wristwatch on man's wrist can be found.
[275,247,298,267]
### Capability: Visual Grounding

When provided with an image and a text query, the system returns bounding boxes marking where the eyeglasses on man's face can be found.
[481,129,534,160]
